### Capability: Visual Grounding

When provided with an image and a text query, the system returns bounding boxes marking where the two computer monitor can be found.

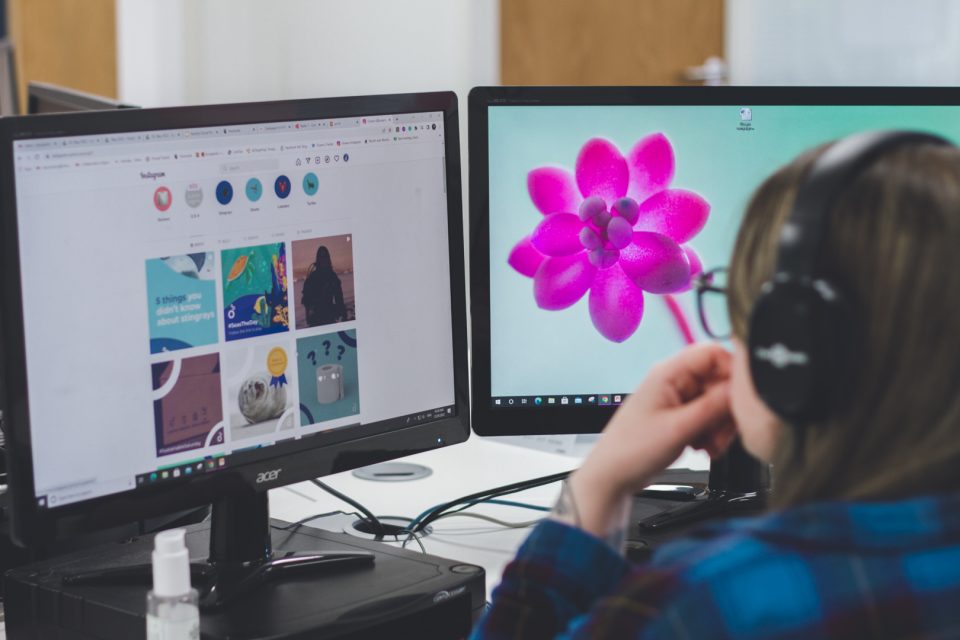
[0,92,469,545]
[8,86,960,547]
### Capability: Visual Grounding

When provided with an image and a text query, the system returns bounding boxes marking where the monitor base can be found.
[61,548,376,610]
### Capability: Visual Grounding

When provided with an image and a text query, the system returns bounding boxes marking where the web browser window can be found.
[13,111,455,507]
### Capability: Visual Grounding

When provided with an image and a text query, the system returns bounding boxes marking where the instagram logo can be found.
[153,186,172,212]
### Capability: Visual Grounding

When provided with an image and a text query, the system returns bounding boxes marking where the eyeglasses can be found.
[694,267,730,340]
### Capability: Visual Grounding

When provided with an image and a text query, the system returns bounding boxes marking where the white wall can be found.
[117,0,498,107]
[726,0,960,85]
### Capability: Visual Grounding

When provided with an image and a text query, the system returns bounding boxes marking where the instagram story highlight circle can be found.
[302,172,318,196]
[184,183,203,208]
[274,175,291,199]
[245,177,263,202]
[216,180,234,206]
[154,186,172,212]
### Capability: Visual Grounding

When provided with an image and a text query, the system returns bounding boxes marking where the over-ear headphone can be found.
[747,130,953,423]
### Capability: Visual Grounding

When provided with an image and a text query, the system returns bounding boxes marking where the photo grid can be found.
[142,178,362,481]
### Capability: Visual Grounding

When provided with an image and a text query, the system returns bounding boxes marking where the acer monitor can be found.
[0,91,468,605]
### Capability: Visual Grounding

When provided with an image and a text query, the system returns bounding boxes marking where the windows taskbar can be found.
[490,394,629,409]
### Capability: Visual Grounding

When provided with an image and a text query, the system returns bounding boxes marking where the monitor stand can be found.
[630,442,768,549]
[60,490,375,609]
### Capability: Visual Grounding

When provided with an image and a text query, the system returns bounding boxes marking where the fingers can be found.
[670,380,732,441]
[654,344,732,402]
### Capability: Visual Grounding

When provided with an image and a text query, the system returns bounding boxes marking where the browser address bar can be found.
[219,158,279,174]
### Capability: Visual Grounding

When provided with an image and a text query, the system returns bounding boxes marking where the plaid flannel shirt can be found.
[472,492,960,639]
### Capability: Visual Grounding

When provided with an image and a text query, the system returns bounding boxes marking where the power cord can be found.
[405,470,571,534]
[310,479,387,536]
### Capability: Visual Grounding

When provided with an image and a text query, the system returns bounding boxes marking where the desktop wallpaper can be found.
[488,104,960,397]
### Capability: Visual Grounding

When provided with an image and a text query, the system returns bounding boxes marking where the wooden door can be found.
[7,0,118,112]
[501,0,724,85]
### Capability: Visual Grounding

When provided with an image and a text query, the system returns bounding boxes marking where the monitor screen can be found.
[470,87,960,435]
[2,94,466,533]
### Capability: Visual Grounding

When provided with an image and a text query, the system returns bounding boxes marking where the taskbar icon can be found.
[491,393,627,408]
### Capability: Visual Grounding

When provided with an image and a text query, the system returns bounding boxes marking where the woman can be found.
[301,245,346,327]
[473,134,960,638]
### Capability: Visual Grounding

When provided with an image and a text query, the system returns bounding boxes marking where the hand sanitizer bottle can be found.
[146,528,200,639]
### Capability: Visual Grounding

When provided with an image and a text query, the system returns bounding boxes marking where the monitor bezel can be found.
[26,81,137,114]
[468,85,960,437]
[1,91,470,546]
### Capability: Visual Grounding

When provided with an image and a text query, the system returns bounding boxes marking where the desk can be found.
[269,436,710,601]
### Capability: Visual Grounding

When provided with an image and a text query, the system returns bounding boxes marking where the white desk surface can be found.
[0,438,707,636]
[269,436,710,601]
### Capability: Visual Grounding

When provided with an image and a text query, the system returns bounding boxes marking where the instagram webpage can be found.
[13,112,455,507]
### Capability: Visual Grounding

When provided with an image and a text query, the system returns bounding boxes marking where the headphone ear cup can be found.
[748,278,851,422]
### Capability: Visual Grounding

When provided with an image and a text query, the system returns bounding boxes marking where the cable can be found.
[310,479,386,536]
[482,499,551,512]
[431,511,544,529]
[406,470,571,533]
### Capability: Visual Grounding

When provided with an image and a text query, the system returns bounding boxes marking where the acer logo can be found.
[256,469,281,484]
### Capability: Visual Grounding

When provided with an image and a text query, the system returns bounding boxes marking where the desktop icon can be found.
[274,175,291,199]
[184,183,203,208]
[739,107,753,122]
[534,397,542,405]
[215,180,233,205]
[245,177,263,202]
[153,186,172,212]
[302,172,319,196]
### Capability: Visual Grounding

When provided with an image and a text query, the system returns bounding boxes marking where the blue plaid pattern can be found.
[472,493,960,639]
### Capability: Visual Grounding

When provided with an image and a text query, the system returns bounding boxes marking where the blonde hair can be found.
[729,142,960,507]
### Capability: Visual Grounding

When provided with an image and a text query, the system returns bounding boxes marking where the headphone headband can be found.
[775,130,951,279]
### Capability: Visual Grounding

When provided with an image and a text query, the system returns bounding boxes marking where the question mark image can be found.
[322,340,331,356]
[307,351,317,365]
[337,345,345,361]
